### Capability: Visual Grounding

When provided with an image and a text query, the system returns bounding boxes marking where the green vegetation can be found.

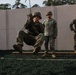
[0,3,11,10]
[0,0,76,10]
[12,0,27,9]
[43,0,76,6]
[0,0,27,10]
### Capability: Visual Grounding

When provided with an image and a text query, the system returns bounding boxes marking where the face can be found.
[47,14,52,19]
[33,16,40,23]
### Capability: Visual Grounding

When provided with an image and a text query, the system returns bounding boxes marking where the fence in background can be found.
[0,5,76,50]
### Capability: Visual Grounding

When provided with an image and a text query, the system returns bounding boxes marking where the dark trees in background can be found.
[43,0,76,6]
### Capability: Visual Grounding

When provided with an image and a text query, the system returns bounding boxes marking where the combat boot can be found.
[33,47,41,55]
[13,44,23,53]
[74,50,76,53]
[51,53,56,58]
[42,51,48,57]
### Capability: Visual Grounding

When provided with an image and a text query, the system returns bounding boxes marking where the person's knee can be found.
[18,30,28,37]
[24,35,36,46]
[19,30,25,34]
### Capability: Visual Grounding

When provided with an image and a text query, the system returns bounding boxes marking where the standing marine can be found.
[42,11,57,57]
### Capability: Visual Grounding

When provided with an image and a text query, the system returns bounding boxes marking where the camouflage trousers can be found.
[44,36,55,52]
[74,33,76,50]
[16,30,44,49]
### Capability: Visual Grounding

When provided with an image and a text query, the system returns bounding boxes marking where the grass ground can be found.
[0,50,76,75]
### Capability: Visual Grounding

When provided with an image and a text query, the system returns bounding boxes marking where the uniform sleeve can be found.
[39,23,44,33]
[53,20,57,38]
[42,20,46,31]
[24,20,32,29]
[70,21,74,31]
[42,20,45,25]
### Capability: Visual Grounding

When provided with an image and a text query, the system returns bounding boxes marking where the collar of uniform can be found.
[34,22,40,25]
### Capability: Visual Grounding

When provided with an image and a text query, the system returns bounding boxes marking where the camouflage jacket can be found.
[43,18,57,38]
[24,20,44,36]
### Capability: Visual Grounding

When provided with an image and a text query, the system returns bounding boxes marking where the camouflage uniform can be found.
[13,12,44,54]
[70,19,76,50]
[43,11,57,53]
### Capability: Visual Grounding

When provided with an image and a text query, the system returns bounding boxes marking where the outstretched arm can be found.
[24,14,33,29]
[70,22,74,31]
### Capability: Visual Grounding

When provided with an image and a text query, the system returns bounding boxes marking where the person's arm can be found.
[53,20,57,39]
[41,20,46,33]
[24,14,33,29]
[24,20,32,29]
[40,23,44,33]
[70,22,74,31]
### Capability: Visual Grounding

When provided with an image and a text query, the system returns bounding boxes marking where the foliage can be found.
[32,4,40,8]
[12,0,27,9]
[0,0,76,10]
[0,0,27,10]
[0,3,11,10]
[43,0,76,6]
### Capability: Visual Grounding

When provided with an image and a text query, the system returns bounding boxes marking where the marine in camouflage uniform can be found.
[13,12,44,54]
[42,11,57,56]
[70,19,76,51]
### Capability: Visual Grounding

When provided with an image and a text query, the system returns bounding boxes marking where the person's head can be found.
[32,12,42,22]
[73,19,76,24]
[46,11,52,19]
